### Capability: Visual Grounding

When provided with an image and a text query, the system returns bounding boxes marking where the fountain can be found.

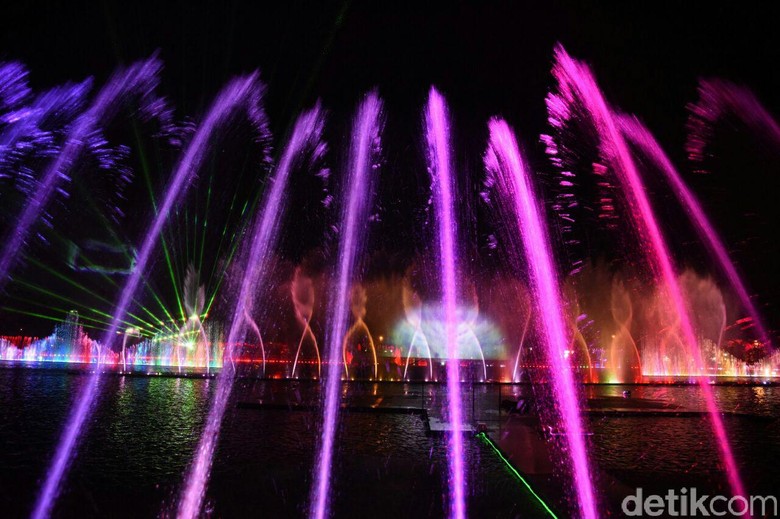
[620,113,772,350]
[607,279,642,383]
[402,277,433,380]
[178,265,210,374]
[342,284,378,379]
[548,44,746,499]
[0,55,177,291]
[311,91,383,519]
[485,118,598,519]
[510,310,532,383]
[32,71,271,519]
[291,266,320,378]
[177,102,325,519]
[120,326,140,372]
[0,40,774,519]
[425,86,467,519]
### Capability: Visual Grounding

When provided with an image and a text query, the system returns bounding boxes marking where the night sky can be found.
[1,1,778,337]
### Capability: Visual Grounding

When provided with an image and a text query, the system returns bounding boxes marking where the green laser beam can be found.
[2,305,112,334]
[476,432,559,519]
[23,257,169,334]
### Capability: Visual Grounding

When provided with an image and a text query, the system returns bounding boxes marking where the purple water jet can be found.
[550,45,746,499]
[424,87,466,519]
[310,91,383,519]
[619,114,772,351]
[177,103,325,519]
[485,118,597,519]
[0,61,31,113]
[1,71,91,163]
[32,73,269,519]
[0,56,176,291]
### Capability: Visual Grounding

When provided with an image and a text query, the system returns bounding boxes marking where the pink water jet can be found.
[485,118,597,519]
[425,87,465,519]
[620,113,771,350]
[33,73,269,519]
[310,91,383,519]
[688,78,780,168]
[177,103,325,519]
[550,45,746,499]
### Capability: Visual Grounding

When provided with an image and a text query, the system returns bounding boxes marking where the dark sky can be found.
[1,1,778,336]
[5,2,779,140]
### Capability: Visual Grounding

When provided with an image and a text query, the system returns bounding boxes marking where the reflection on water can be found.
[1,368,778,517]
[0,369,552,518]
[584,384,780,501]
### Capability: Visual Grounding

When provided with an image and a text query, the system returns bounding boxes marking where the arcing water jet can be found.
[291,266,320,378]
[0,56,176,291]
[550,45,746,500]
[177,102,325,519]
[620,113,772,350]
[33,72,269,519]
[0,72,91,171]
[688,78,780,166]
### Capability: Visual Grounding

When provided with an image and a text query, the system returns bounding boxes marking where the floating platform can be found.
[426,415,475,434]
[236,400,480,435]
[584,396,774,421]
